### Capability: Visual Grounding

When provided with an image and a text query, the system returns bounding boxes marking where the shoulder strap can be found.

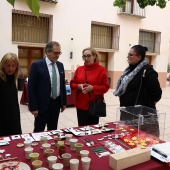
[84,70,88,84]
[134,65,150,105]
[84,70,102,101]
[84,70,91,100]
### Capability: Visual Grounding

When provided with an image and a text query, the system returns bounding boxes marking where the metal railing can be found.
[117,0,146,19]
[40,0,58,4]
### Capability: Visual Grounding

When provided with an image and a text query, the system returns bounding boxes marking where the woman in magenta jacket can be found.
[70,47,109,126]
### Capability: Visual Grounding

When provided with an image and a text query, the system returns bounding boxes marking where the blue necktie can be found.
[52,63,57,99]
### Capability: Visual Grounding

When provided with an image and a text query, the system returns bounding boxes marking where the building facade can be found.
[0,0,170,88]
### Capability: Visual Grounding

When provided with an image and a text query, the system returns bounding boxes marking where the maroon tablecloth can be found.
[0,123,169,170]
[20,82,75,106]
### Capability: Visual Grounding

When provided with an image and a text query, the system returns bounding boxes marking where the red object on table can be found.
[66,90,76,106]
[0,123,169,170]
[20,82,76,106]
[20,82,28,105]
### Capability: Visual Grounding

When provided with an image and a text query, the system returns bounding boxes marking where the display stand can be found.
[115,105,166,148]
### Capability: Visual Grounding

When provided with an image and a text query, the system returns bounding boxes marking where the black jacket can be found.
[120,64,162,109]
[0,75,22,136]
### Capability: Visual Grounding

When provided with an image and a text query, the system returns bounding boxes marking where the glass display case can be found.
[115,105,166,148]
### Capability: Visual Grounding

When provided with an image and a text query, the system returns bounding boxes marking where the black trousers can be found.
[34,96,61,132]
[77,108,99,126]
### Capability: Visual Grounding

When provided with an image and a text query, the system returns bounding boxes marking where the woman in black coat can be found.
[0,53,22,136]
[114,45,162,137]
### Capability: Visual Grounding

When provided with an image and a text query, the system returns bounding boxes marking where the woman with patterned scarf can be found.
[114,45,162,137]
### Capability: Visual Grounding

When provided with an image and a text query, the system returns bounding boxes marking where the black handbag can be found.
[88,96,106,117]
[84,70,106,117]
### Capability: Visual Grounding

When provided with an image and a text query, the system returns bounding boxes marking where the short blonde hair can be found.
[0,52,20,82]
[82,47,99,62]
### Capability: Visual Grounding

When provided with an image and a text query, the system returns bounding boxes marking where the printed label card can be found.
[11,135,21,140]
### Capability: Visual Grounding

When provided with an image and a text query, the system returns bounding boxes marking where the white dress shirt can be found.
[45,57,60,97]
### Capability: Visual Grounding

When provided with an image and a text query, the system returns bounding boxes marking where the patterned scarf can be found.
[113,59,148,97]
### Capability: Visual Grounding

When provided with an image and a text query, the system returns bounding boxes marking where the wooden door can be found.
[98,52,108,70]
[146,55,152,65]
[18,46,44,77]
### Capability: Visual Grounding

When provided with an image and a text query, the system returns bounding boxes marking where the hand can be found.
[32,110,38,117]
[77,84,84,90]
[61,106,66,112]
[82,84,93,94]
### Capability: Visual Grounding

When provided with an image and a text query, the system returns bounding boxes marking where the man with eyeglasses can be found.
[28,41,66,132]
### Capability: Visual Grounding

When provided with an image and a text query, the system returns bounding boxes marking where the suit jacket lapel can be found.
[42,58,51,83]
[56,62,63,76]
[56,62,64,88]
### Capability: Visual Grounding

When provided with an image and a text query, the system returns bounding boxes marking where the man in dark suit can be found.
[28,41,66,132]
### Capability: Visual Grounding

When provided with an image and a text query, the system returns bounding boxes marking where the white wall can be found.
[0,0,18,56]
[0,0,170,73]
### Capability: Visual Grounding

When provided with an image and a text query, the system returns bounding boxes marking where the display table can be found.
[20,82,75,106]
[0,123,169,170]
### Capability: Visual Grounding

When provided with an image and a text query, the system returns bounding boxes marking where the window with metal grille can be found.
[139,31,161,54]
[122,0,134,14]
[118,0,145,18]
[12,9,52,43]
[91,22,119,50]
[40,0,58,4]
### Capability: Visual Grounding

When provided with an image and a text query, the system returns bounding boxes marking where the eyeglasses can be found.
[128,53,137,57]
[82,54,92,59]
[52,51,62,55]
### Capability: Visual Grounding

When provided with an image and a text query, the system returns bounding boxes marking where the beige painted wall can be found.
[0,0,170,88]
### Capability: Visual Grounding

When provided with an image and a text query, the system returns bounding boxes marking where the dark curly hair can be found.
[131,45,148,61]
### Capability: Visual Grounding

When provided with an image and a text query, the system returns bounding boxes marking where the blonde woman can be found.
[0,52,22,136]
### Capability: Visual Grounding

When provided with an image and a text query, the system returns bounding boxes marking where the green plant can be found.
[113,0,169,9]
[7,0,40,17]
